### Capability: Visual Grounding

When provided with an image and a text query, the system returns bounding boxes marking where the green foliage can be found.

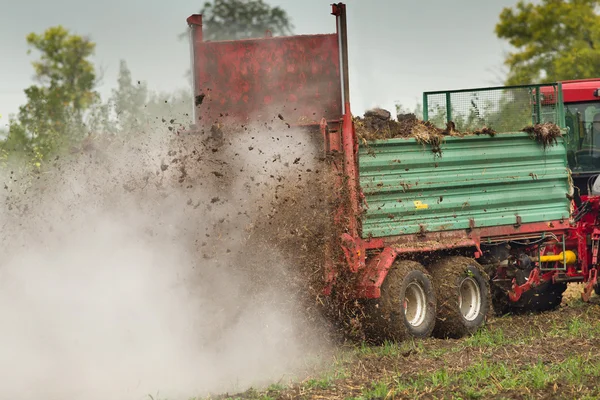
[548,316,600,338]
[0,128,9,166]
[111,60,149,131]
[394,102,423,119]
[186,0,293,41]
[390,356,600,398]
[3,121,31,155]
[359,380,390,400]
[26,26,97,111]
[496,0,600,85]
[85,95,118,135]
[6,25,97,164]
[145,89,193,124]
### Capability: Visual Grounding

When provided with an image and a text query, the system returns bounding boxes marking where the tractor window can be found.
[564,102,600,173]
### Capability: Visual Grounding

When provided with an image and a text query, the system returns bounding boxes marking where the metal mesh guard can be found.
[423,84,563,133]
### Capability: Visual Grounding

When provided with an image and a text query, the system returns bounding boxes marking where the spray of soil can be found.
[0,119,336,399]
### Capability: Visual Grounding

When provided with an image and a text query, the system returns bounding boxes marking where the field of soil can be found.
[211,285,600,400]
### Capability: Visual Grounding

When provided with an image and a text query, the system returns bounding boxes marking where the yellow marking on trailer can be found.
[413,201,429,210]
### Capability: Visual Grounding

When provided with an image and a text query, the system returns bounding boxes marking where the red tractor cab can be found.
[541,79,600,194]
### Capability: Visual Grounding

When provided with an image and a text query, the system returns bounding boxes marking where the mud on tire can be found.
[429,256,491,339]
[364,260,436,343]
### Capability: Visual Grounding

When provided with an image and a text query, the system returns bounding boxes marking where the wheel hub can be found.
[403,281,427,327]
[458,277,482,321]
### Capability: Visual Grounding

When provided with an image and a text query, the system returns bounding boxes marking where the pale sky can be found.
[0,0,520,128]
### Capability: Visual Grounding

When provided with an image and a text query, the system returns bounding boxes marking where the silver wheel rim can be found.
[403,281,427,327]
[459,277,482,321]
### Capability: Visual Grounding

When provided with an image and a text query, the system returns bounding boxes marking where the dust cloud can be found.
[0,121,334,399]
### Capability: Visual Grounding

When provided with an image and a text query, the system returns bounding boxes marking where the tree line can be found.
[399,0,600,125]
[3,0,600,168]
[0,26,192,169]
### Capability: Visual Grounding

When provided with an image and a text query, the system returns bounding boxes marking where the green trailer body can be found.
[358,133,572,239]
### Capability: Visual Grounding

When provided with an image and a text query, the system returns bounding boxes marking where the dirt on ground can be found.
[216,286,600,400]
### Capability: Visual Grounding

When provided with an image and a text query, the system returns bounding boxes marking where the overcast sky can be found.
[0,0,520,128]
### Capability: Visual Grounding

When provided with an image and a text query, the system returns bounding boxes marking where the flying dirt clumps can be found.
[0,121,339,399]
[522,122,563,148]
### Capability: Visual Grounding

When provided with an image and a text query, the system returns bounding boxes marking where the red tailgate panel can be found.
[192,34,342,126]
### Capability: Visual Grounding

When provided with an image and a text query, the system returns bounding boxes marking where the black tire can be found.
[489,281,511,316]
[594,283,600,297]
[364,260,436,343]
[429,256,492,339]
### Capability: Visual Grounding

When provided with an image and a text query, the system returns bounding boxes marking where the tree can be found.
[10,25,98,159]
[182,0,293,41]
[111,60,148,132]
[496,0,600,85]
[145,89,193,131]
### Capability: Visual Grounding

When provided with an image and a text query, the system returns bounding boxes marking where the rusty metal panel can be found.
[358,133,572,238]
[191,33,342,125]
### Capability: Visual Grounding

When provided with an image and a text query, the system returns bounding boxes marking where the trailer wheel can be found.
[429,256,491,339]
[365,260,436,342]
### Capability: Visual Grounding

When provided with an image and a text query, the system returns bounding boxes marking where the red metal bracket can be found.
[320,117,341,155]
[582,268,598,302]
[340,233,366,273]
[509,268,541,302]
[355,247,397,298]
[331,3,344,16]
[591,231,600,266]
[471,234,482,258]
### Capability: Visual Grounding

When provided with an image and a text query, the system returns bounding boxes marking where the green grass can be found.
[265,383,286,392]
[389,355,600,398]
[345,380,391,400]
[305,377,333,390]
[358,380,390,400]
[195,348,600,400]
[356,339,415,358]
[462,327,510,347]
[304,365,350,391]
[548,316,600,338]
